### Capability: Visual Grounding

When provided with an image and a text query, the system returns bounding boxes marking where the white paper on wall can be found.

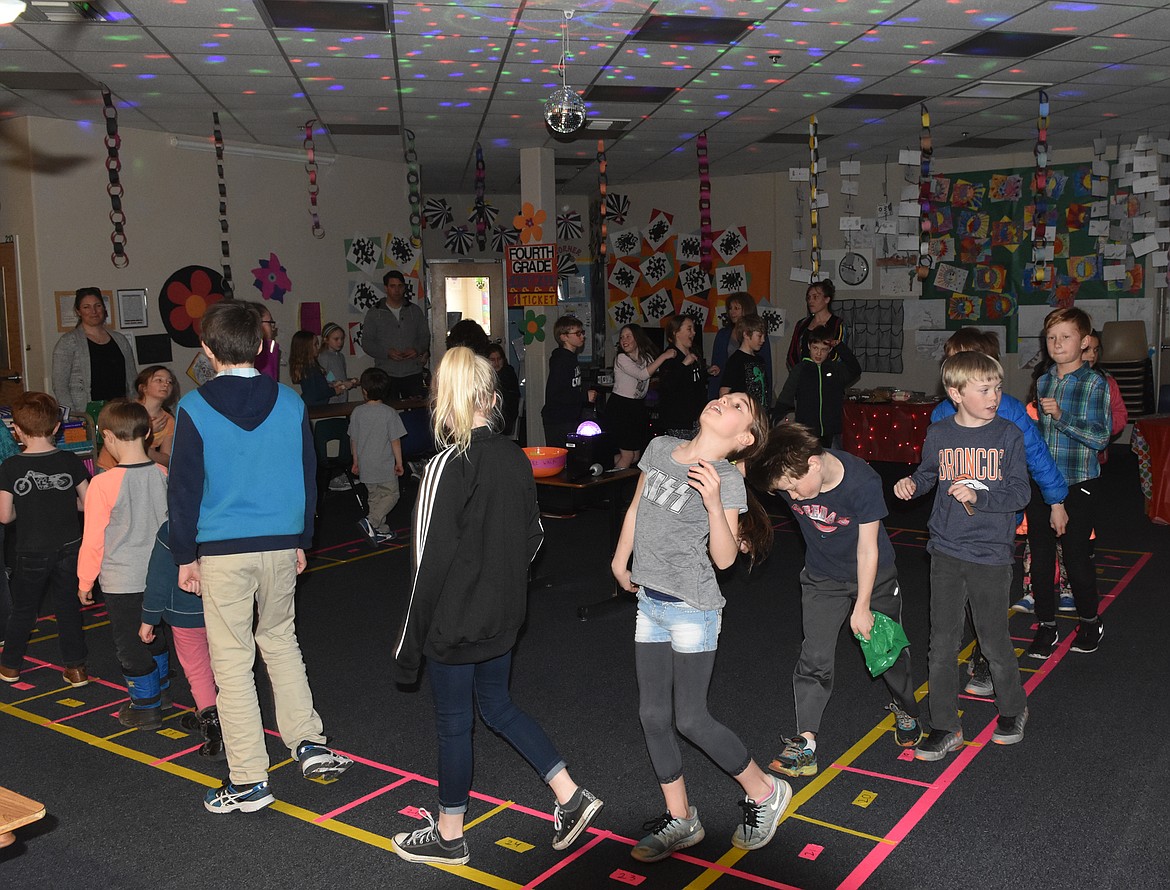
[898,149,918,166]
[841,180,859,196]
[1074,299,1117,328]
[1118,297,1156,337]
[1132,235,1160,257]
[789,167,810,182]
[915,329,952,362]
[839,216,862,231]
[1092,159,1110,177]
[840,160,861,176]
[1102,243,1127,260]
[1132,155,1158,173]
[1088,219,1109,236]
[1091,179,1109,197]
[1132,217,1156,234]
[1102,264,1127,281]
[880,264,922,297]
[789,267,814,283]
[904,299,945,331]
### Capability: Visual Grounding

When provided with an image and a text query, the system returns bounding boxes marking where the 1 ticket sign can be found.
[506,243,558,307]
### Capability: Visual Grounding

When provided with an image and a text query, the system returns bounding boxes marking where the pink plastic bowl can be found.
[523,446,567,477]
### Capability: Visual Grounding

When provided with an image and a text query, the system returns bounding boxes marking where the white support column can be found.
[520,146,558,447]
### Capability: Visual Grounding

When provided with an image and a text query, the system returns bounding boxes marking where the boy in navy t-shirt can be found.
[748,423,921,779]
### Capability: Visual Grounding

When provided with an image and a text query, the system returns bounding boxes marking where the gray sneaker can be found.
[731,777,793,851]
[964,658,994,697]
[630,807,705,862]
[992,708,1028,745]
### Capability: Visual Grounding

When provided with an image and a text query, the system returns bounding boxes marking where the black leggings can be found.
[635,642,751,785]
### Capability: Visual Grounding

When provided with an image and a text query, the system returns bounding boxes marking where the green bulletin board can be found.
[922,162,1145,351]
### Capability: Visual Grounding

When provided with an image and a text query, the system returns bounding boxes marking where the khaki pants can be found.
[366,478,401,534]
[200,550,325,785]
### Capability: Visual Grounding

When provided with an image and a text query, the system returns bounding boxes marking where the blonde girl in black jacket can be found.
[391,347,603,866]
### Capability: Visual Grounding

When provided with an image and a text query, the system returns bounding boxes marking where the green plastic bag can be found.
[855,612,911,678]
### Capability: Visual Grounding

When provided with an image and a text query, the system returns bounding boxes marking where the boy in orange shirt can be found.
[78,399,170,727]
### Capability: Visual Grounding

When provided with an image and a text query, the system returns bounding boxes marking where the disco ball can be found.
[544,87,586,135]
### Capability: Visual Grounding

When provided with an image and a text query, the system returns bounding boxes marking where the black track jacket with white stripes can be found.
[392,427,544,684]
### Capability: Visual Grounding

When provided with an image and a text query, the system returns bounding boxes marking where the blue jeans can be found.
[634,591,721,653]
[429,651,565,815]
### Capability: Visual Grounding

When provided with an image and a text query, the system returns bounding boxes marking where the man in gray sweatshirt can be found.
[361,270,431,400]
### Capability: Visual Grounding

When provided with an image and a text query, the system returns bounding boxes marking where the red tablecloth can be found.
[1132,415,1170,525]
[841,400,936,463]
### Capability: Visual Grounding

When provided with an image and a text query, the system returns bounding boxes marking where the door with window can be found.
[0,240,24,406]
[425,260,506,367]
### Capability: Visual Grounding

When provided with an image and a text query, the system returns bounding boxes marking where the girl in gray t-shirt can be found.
[610,393,793,862]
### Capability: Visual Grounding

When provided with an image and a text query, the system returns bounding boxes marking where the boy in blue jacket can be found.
[929,328,1067,695]
[169,301,352,814]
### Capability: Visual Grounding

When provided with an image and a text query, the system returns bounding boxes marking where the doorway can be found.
[0,239,24,406]
[425,260,506,366]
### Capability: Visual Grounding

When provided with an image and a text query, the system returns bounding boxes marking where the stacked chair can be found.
[1099,320,1154,419]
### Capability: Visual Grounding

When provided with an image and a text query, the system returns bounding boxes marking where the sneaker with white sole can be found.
[1011,594,1035,613]
[731,777,793,851]
[769,735,817,777]
[992,708,1028,745]
[886,702,923,747]
[1027,623,1059,660]
[914,729,964,762]
[357,517,380,544]
[964,658,994,697]
[552,788,603,850]
[1058,593,1076,612]
[295,741,353,779]
[1070,618,1103,653]
[392,808,470,865]
[630,807,705,863]
[204,780,275,814]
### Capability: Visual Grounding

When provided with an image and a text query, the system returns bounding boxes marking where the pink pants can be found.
[171,625,218,712]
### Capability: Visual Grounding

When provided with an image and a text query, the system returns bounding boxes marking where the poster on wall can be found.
[505,243,558,307]
[919,161,1147,350]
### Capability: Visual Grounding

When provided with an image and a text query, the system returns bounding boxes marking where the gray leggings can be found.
[635,642,752,784]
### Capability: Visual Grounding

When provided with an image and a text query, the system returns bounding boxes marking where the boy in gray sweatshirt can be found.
[895,352,1030,761]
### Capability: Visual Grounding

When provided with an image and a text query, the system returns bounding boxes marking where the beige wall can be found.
[0,116,415,398]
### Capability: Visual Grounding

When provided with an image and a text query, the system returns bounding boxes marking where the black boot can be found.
[198,706,226,761]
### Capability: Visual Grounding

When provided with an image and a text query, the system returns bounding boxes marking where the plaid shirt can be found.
[1035,363,1109,485]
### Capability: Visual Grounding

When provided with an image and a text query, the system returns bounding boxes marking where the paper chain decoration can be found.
[212,112,234,297]
[405,129,422,248]
[474,143,487,252]
[917,104,933,281]
[809,116,820,278]
[698,130,712,274]
[1032,91,1051,288]
[303,119,325,240]
[101,85,128,268]
[598,139,608,261]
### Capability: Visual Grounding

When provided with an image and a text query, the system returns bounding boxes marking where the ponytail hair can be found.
[728,396,774,568]
[431,346,502,454]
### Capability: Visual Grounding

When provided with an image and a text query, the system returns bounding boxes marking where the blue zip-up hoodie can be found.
[932,392,1067,505]
[168,373,316,564]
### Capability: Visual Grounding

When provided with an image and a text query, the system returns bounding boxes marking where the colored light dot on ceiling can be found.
[328,84,344,91]
[202,42,221,48]
[136,73,155,79]
[242,90,255,95]
[110,62,127,68]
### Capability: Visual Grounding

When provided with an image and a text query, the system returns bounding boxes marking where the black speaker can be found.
[565,431,614,480]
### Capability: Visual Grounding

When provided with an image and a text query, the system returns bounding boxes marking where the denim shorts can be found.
[634,591,722,653]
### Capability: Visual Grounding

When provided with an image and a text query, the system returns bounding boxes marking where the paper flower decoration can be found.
[159,265,227,348]
[522,309,546,344]
[557,208,583,240]
[605,193,630,224]
[557,253,579,277]
[423,197,452,230]
[444,225,475,255]
[514,202,546,244]
[491,225,521,252]
[468,201,499,228]
[251,252,292,303]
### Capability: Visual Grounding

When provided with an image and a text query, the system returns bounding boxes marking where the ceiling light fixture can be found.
[0,1,27,25]
[544,9,586,136]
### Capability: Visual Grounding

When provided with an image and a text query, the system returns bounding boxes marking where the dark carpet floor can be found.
[2,446,1168,890]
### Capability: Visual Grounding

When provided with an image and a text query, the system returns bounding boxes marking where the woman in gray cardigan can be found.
[52,287,137,414]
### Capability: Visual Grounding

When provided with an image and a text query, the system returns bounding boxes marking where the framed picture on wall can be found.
[116,288,149,329]
[55,289,115,332]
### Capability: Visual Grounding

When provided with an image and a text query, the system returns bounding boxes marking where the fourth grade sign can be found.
[506,243,558,307]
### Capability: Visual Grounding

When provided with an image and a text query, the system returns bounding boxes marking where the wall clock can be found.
[838,251,870,286]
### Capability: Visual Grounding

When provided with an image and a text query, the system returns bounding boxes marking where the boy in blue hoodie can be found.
[169,301,352,814]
